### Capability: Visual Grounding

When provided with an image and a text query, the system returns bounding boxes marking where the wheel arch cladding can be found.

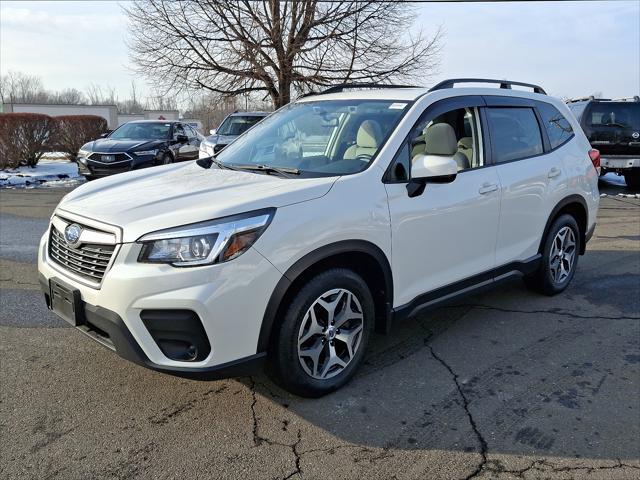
[257,240,394,353]
[540,195,588,255]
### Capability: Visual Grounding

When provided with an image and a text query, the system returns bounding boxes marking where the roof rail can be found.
[317,83,423,95]
[429,78,547,95]
[566,96,599,103]
[612,96,640,102]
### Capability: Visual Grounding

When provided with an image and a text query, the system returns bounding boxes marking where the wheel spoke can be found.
[299,339,325,377]
[297,287,365,380]
[319,343,347,378]
[335,323,363,359]
[298,308,324,346]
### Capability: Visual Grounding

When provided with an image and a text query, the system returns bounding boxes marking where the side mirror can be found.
[176,134,188,144]
[407,154,457,197]
[209,129,217,135]
[99,132,109,138]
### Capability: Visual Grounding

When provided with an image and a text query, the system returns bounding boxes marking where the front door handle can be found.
[479,182,498,194]
[548,167,561,178]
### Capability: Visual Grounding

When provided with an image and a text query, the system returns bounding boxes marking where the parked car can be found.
[39,79,599,397]
[567,96,640,189]
[77,120,203,179]
[199,111,268,158]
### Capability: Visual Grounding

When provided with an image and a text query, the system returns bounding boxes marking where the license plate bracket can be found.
[49,279,84,326]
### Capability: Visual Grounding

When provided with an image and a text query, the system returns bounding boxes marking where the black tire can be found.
[268,268,374,397]
[160,153,173,165]
[524,214,581,296]
[624,171,640,191]
[83,175,95,181]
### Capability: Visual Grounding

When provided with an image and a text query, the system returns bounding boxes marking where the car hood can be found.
[57,161,338,242]
[204,134,237,146]
[86,138,166,152]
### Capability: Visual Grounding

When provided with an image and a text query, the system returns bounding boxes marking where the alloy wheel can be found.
[549,226,576,284]
[297,288,364,380]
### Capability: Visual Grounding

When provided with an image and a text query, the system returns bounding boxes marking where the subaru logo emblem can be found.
[64,223,82,248]
[633,132,640,139]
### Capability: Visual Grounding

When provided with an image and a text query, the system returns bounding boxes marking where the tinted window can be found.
[486,108,543,163]
[586,103,640,130]
[173,124,185,139]
[537,102,573,149]
[217,115,265,136]
[567,103,587,122]
[110,122,171,140]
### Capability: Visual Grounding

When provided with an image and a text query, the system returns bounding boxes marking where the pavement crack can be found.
[448,304,639,321]
[428,346,488,480]
[282,429,303,480]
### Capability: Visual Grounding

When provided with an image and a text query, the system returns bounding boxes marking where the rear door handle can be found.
[479,182,498,194]
[548,167,561,178]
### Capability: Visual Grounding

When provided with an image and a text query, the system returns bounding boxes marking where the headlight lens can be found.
[78,149,91,158]
[137,208,275,267]
[134,149,158,156]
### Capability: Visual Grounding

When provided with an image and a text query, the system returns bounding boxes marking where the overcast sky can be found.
[1,1,638,103]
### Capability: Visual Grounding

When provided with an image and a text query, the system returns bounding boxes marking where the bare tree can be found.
[0,71,48,104]
[124,1,442,108]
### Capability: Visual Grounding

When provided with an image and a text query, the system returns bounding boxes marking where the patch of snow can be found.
[600,193,607,197]
[0,157,84,189]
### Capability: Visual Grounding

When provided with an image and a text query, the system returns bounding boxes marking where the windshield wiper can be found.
[232,164,300,177]
[197,155,243,172]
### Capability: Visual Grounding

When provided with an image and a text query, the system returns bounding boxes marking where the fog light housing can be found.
[140,310,211,362]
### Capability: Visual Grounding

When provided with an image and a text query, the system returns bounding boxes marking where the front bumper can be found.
[37,217,283,377]
[39,271,265,379]
[77,154,158,178]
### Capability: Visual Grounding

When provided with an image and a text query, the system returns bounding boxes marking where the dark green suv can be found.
[567,96,640,190]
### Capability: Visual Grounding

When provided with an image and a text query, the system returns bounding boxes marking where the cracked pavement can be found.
[1,177,639,479]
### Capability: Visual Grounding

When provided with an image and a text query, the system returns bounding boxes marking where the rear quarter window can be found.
[486,107,544,163]
[537,101,574,149]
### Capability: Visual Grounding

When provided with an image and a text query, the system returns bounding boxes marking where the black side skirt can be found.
[392,255,542,321]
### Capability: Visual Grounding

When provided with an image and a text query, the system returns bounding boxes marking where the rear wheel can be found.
[160,153,173,165]
[268,268,373,397]
[524,214,581,295]
[623,171,640,191]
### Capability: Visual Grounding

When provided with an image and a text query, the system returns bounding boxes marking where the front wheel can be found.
[268,268,374,397]
[524,214,581,296]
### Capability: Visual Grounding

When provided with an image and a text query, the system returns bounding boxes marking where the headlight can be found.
[78,149,91,158]
[134,149,158,156]
[137,208,275,267]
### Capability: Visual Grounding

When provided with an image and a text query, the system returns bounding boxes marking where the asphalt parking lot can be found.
[1,177,638,480]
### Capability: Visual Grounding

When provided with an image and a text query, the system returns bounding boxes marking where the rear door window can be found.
[486,107,543,163]
[537,101,574,149]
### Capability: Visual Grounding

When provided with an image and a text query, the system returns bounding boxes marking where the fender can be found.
[539,194,589,255]
[256,240,394,353]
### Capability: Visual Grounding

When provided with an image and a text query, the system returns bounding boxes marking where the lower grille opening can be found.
[140,310,211,362]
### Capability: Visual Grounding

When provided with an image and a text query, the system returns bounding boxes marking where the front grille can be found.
[49,226,115,283]
[88,164,132,177]
[213,144,227,153]
[88,152,131,163]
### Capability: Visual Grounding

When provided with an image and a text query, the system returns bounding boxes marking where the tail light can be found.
[589,149,601,175]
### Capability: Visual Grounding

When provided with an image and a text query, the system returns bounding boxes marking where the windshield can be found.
[587,103,640,129]
[109,122,172,140]
[215,100,409,176]
[217,115,265,136]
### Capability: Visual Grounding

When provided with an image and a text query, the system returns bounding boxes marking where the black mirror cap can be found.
[406,174,457,198]
[176,134,188,144]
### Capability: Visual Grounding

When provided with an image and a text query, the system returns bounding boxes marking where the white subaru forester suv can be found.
[38,79,600,397]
